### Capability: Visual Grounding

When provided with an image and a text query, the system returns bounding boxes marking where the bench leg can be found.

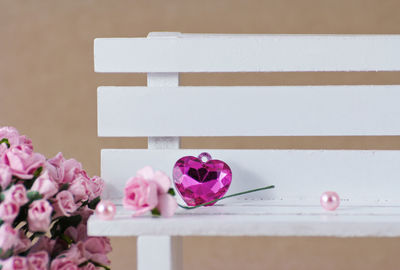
[137,236,182,270]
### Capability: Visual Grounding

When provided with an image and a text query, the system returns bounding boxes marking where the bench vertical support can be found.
[138,236,182,270]
[138,34,182,270]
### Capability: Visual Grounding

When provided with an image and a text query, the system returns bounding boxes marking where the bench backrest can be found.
[95,32,400,203]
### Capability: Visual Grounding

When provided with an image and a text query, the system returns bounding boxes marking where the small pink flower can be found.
[62,159,82,184]
[2,145,45,179]
[79,263,96,270]
[68,172,93,202]
[46,152,65,183]
[123,175,158,216]
[0,201,19,223]
[0,224,18,251]
[0,164,12,190]
[54,191,77,217]
[0,126,27,147]
[65,224,88,243]
[79,237,111,265]
[88,175,104,199]
[50,258,79,270]
[14,230,31,254]
[28,199,53,232]
[30,237,56,255]
[58,244,85,265]
[31,170,58,199]
[136,166,171,193]
[157,193,178,218]
[27,251,49,270]
[4,184,28,206]
[1,256,28,270]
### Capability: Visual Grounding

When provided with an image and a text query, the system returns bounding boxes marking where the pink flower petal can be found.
[157,194,177,218]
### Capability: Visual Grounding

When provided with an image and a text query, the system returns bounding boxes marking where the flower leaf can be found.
[151,208,161,216]
[59,183,69,191]
[0,138,10,148]
[88,196,101,210]
[168,188,175,196]
[27,191,43,202]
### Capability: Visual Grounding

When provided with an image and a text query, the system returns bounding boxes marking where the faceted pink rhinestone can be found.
[173,154,232,206]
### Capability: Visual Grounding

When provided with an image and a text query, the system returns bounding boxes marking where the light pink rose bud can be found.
[0,201,19,223]
[28,199,53,232]
[80,263,96,270]
[27,251,49,270]
[1,256,28,270]
[14,230,31,254]
[62,159,82,184]
[31,170,58,199]
[46,152,65,183]
[0,223,18,251]
[157,193,178,218]
[4,184,28,206]
[0,126,21,146]
[123,176,158,216]
[89,176,104,199]
[79,238,111,265]
[0,164,12,190]
[4,145,45,179]
[54,191,77,217]
[50,258,78,270]
[68,173,93,202]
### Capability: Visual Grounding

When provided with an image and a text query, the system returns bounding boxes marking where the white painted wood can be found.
[97,85,400,137]
[137,236,182,270]
[148,137,180,149]
[100,149,400,204]
[88,202,400,237]
[94,35,400,72]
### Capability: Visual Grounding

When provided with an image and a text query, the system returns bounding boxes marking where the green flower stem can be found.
[177,185,275,210]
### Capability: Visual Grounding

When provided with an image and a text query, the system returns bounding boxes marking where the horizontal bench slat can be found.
[98,86,400,137]
[101,149,400,203]
[95,35,400,72]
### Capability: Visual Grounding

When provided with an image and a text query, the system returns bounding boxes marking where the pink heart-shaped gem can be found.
[173,153,232,206]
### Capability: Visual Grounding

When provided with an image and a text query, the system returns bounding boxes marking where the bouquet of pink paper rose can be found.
[0,127,111,270]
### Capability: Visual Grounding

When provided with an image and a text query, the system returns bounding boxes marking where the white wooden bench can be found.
[88,32,400,270]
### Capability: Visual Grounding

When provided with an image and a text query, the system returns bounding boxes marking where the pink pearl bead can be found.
[320,191,340,211]
[95,200,116,220]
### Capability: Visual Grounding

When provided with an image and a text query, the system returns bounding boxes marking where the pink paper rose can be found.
[14,230,31,254]
[123,175,158,216]
[50,258,79,270]
[68,172,93,202]
[30,237,56,255]
[1,256,28,270]
[80,263,96,270]
[88,175,104,199]
[157,193,178,218]
[0,201,19,223]
[0,164,12,190]
[28,199,53,232]
[31,170,58,199]
[78,237,111,265]
[62,159,82,184]
[65,224,88,243]
[4,184,28,206]
[2,145,45,179]
[0,223,18,251]
[46,152,65,183]
[0,126,30,148]
[54,191,77,217]
[124,166,177,217]
[27,251,49,270]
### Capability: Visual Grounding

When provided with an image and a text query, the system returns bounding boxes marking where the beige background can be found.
[1,0,400,269]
